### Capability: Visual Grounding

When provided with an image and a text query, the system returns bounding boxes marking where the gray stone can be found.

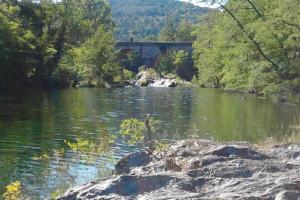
[115,151,152,174]
[148,78,177,88]
[58,140,300,200]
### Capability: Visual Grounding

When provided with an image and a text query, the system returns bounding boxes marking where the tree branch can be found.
[246,0,263,18]
[0,7,19,22]
[215,0,280,71]
[282,20,300,31]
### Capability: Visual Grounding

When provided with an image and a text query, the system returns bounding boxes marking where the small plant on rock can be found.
[119,116,169,152]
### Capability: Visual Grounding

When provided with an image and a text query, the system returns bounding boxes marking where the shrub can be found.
[3,181,22,200]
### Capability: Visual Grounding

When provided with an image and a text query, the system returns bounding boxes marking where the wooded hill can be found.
[109,0,210,41]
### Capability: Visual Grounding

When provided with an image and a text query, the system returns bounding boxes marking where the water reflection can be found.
[0,88,299,198]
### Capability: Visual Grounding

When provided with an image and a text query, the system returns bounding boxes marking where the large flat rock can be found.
[58,140,300,200]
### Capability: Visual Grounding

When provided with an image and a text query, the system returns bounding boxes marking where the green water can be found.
[0,88,299,199]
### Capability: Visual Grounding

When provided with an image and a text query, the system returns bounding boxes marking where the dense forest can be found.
[0,0,118,90]
[193,0,300,96]
[109,0,209,41]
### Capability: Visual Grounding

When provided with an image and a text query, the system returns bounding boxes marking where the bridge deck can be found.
[116,41,192,47]
[115,41,193,67]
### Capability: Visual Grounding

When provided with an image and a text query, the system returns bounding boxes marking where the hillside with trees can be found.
[109,0,210,41]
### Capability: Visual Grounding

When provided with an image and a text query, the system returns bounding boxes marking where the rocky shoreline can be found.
[112,68,194,88]
[134,68,194,88]
[58,140,300,200]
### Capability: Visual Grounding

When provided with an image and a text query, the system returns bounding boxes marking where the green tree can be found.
[159,19,197,42]
[60,27,119,86]
[0,2,55,89]
[193,0,300,95]
[41,0,114,71]
[176,21,196,42]
[158,50,195,81]
[0,0,116,89]
[159,16,177,42]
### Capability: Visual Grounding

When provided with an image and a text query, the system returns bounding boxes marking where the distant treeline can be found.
[109,0,209,41]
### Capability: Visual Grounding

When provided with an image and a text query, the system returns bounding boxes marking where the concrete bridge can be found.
[116,42,193,67]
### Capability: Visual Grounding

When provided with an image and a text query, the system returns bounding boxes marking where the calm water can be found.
[0,88,299,199]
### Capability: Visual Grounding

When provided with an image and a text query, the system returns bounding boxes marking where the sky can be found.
[179,0,219,8]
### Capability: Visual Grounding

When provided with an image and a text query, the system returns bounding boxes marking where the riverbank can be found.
[58,139,300,200]
[75,68,300,106]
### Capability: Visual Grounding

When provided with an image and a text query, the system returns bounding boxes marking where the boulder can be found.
[148,78,177,88]
[134,68,196,88]
[135,68,181,88]
[58,140,300,200]
[115,151,152,174]
[135,69,160,87]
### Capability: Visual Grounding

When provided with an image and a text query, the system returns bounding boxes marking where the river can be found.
[0,88,299,199]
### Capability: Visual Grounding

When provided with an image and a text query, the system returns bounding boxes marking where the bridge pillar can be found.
[144,56,156,68]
